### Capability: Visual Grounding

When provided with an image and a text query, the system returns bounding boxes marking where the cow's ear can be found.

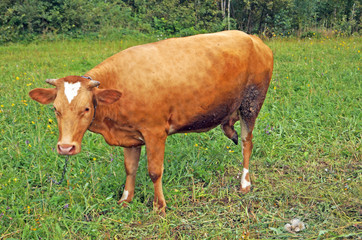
[94,89,122,104]
[29,88,57,104]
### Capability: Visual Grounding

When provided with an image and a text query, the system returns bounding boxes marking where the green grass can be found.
[0,35,361,239]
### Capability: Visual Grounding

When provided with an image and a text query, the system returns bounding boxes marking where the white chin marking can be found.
[241,168,251,189]
[120,190,129,201]
[64,82,81,104]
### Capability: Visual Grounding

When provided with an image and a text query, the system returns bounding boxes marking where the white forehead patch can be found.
[64,82,81,104]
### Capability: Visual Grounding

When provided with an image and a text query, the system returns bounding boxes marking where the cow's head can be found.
[29,76,121,155]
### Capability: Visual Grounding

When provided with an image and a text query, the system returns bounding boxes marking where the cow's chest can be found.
[91,117,145,148]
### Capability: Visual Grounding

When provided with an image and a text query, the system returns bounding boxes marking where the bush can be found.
[0,0,135,43]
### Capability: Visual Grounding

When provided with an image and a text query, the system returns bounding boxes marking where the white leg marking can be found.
[64,82,81,104]
[241,168,251,189]
[120,190,129,201]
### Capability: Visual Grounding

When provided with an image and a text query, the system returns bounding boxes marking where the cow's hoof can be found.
[153,203,167,217]
[117,199,129,207]
[157,208,166,217]
[240,186,251,194]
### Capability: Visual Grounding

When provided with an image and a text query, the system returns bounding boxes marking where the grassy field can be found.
[0,35,361,239]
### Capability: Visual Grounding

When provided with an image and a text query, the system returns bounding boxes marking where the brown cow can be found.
[29,30,273,215]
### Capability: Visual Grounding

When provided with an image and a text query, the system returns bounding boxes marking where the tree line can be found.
[1,0,360,43]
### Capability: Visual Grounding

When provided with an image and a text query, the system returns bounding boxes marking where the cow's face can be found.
[29,76,121,155]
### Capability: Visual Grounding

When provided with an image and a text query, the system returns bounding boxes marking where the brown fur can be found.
[29,31,273,215]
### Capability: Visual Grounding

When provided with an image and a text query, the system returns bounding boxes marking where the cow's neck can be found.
[88,97,98,129]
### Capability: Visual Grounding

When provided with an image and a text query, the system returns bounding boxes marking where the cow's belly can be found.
[175,104,230,133]
[169,99,240,134]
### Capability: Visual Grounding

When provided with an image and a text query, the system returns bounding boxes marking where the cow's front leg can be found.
[118,146,141,205]
[144,132,167,216]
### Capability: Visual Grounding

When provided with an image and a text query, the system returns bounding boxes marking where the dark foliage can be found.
[0,0,360,43]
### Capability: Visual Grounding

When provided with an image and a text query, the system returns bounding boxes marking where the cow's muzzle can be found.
[57,143,78,155]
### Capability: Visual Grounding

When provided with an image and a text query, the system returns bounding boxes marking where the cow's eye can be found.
[85,107,90,112]
[53,106,61,116]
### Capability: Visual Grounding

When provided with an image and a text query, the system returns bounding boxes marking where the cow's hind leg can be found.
[118,146,141,206]
[239,119,253,194]
[238,84,267,194]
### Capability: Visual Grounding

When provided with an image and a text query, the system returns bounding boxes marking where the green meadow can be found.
[0,35,361,239]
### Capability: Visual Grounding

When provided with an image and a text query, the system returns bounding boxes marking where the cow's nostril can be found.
[58,144,76,155]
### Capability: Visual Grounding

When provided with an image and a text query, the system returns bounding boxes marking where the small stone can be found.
[284,223,292,232]
[284,218,305,233]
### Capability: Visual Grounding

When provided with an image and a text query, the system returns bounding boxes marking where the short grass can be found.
[0,35,361,239]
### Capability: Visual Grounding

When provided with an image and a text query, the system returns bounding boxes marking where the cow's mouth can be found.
[58,144,76,155]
